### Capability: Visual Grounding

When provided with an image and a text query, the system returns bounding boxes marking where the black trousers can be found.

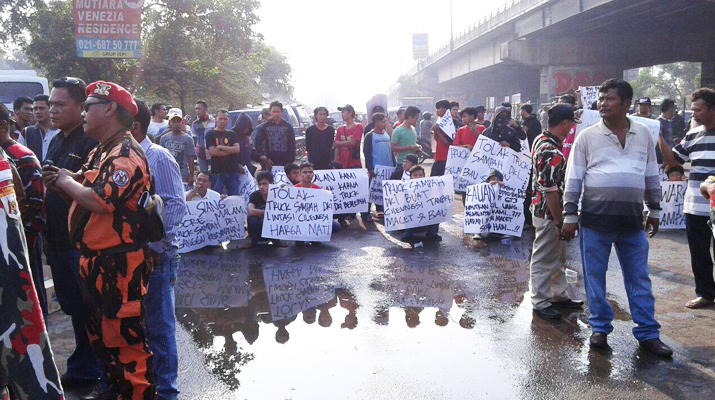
[685,213,715,300]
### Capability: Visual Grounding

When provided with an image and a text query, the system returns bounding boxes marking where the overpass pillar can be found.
[702,62,715,88]
[539,65,623,105]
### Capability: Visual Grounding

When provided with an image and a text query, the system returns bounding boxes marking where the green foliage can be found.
[631,62,702,109]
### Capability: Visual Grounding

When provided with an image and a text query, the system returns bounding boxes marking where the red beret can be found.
[85,80,138,117]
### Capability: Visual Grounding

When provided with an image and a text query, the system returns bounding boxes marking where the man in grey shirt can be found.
[160,110,196,186]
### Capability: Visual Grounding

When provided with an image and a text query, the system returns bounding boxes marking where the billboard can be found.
[73,0,143,58]
[412,33,429,60]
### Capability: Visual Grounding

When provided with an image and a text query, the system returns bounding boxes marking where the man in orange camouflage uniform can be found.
[44,81,155,400]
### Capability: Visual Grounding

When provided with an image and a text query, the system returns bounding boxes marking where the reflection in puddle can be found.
[175,239,540,394]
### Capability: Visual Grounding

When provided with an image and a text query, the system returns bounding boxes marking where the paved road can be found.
[48,180,715,400]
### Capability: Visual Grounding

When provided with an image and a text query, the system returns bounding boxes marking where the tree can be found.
[631,62,702,110]
[255,43,294,102]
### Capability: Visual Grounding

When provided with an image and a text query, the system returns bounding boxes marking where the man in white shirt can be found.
[18,94,59,161]
[185,171,221,201]
[148,103,168,137]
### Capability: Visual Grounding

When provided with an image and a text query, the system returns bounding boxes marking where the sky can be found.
[255,0,511,112]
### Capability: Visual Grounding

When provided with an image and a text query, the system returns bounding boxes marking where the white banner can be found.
[463,183,526,236]
[369,165,396,205]
[463,183,498,234]
[237,165,257,205]
[175,253,249,309]
[437,112,456,140]
[576,110,660,145]
[263,265,336,321]
[176,196,247,253]
[579,86,599,109]
[460,135,531,192]
[262,185,335,241]
[271,165,292,185]
[382,175,455,232]
[313,168,369,213]
[445,146,471,192]
[659,181,686,230]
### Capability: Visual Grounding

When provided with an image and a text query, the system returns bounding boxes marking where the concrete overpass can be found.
[389,0,715,108]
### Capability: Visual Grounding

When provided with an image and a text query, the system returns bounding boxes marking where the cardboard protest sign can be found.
[464,184,526,236]
[382,175,455,232]
[463,183,498,234]
[659,181,686,230]
[313,169,369,213]
[369,165,396,205]
[490,185,527,236]
[237,165,257,204]
[175,253,249,309]
[460,135,532,192]
[402,170,410,181]
[176,196,247,253]
[437,112,456,140]
[271,165,291,185]
[579,86,599,109]
[263,265,336,321]
[445,146,471,192]
[262,185,334,242]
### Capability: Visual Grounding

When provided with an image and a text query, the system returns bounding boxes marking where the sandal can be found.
[685,297,715,309]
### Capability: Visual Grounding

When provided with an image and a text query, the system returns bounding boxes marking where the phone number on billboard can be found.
[76,39,140,51]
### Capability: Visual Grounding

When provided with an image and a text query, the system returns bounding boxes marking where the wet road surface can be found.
[49,201,715,399]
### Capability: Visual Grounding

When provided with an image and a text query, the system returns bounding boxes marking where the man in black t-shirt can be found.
[206,109,242,195]
[243,171,287,248]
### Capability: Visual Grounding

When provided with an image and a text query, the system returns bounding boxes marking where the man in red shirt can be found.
[431,100,453,176]
[295,162,321,189]
[453,107,485,150]
[334,105,363,169]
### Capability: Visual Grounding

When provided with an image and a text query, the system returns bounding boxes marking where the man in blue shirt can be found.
[363,112,395,218]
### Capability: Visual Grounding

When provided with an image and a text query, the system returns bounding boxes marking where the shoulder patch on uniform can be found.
[112,169,130,186]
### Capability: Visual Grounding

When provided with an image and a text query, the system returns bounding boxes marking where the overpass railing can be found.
[406,0,548,77]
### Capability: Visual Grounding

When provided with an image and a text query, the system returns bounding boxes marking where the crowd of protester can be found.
[2,74,715,400]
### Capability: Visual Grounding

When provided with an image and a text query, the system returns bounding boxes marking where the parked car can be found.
[229,107,307,162]
[0,70,48,114]
[290,104,312,136]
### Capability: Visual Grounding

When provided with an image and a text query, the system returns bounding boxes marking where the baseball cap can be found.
[85,80,138,116]
[338,104,355,114]
[167,107,183,121]
[548,104,582,123]
[638,97,651,105]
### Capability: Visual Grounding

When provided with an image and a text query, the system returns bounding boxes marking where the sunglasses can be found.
[83,100,111,112]
[60,77,83,85]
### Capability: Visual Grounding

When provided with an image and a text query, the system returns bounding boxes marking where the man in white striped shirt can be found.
[130,99,186,400]
[562,79,672,357]
[659,88,715,310]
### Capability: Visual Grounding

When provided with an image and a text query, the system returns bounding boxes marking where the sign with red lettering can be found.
[73,0,143,58]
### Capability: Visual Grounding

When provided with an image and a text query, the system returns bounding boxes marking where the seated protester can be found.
[364,112,395,219]
[232,112,255,174]
[243,171,287,248]
[400,165,442,242]
[185,171,222,201]
[294,162,341,244]
[482,105,526,152]
[390,153,418,181]
[473,169,505,241]
[284,162,301,185]
[454,107,486,151]
[664,164,686,181]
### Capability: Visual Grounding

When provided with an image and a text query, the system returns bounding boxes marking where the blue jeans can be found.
[46,247,102,380]
[212,172,241,196]
[145,248,180,400]
[579,226,661,341]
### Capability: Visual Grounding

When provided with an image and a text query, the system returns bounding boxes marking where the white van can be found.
[0,70,49,113]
